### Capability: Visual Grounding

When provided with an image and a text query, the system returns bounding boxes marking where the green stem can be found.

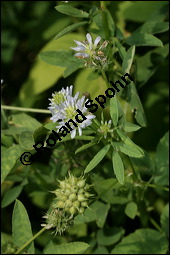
[1,105,50,114]
[149,217,164,233]
[144,183,169,192]
[15,227,46,254]
[100,1,106,9]
[101,70,110,88]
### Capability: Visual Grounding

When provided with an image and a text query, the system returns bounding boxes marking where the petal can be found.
[70,45,85,51]
[75,53,89,58]
[71,129,76,138]
[86,33,92,45]
[78,126,82,136]
[94,36,101,47]
[74,40,86,47]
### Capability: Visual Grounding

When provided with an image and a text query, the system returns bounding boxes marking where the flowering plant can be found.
[1,1,169,254]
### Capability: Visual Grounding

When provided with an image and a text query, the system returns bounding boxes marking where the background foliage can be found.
[1,1,169,254]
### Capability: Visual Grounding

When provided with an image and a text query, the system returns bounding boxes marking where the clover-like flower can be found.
[71,33,108,67]
[48,86,95,138]
[98,119,113,139]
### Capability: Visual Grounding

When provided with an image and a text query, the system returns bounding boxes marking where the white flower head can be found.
[71,33,108,68]
[48,86,95,139]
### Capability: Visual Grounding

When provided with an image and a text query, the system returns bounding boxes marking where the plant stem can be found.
[15,227,46,254]
[1,105,50,114]
[144,183,169,192]
[149,217,164,233]
[101,70,110,88]
[100,1,106,10]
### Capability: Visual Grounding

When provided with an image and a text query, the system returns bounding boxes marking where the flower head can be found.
[71,33,108,68]
[48,86,95,138]
[41,209,74,235]
[98,119,113,139]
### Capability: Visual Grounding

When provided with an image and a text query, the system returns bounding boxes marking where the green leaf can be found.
[154,132,169,186]
[74,201,110,228]
[12,200,35,254]
[1,145,24,184]
[137,44,169,87]
[39,51,84,78]
[44,122,57,131]
[105,10,115,38]
[97,227,125,246]
[75,142,97,154]
[93,177,117,197]
[9,113,42,130]
[136,21,169,35]
[94,246,109,254]
[54,21,88,40]
[122,45,135,74]
[74,68,107,102]
[1,186,23,208]
[110,96,118,126]
[115,39,126,60]
[120,1,168,23]
[160,203,169,238]
[19,131,35,150]
[111,228,168,254]
[44,241,89,254]
[19,33,85,107]
[112,151,124,184]
[55,5,89,18]
[123,122,141,132]
[112,142,144,158]
[125,202,138,219]
[116,129,144,157]
[127,82,147,127]
[95,201,110,228]
[126,33,163,47]
[84,144,111,173]
[1,134,13,147]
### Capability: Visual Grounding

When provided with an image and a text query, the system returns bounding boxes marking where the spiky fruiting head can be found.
[53,174,93,216]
